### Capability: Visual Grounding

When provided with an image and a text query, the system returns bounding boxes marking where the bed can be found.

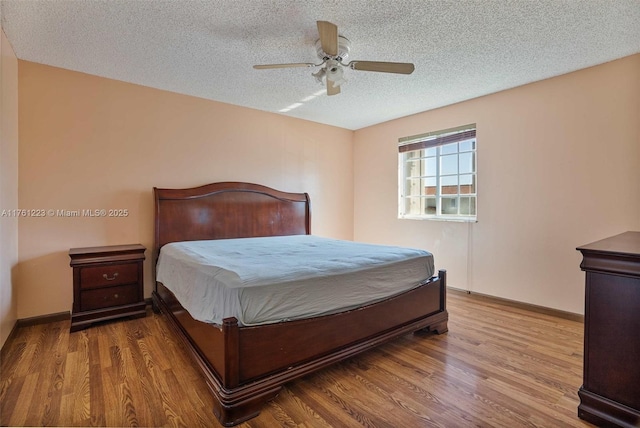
[152,181,448,426]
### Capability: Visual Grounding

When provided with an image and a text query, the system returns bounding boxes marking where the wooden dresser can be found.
[70,244,146,331]
[576,231,640,428]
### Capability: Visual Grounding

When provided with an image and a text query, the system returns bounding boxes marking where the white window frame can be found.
[398,124,477,222]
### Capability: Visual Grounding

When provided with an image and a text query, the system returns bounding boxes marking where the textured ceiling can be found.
[1,0,639,130]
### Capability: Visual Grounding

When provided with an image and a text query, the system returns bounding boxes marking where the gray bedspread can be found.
[156,235,434,325]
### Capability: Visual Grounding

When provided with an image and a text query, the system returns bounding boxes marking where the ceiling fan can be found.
[253,21,415,96]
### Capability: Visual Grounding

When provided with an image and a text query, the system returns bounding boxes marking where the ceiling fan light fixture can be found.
[325,60,344,82]
[312,68,326,84]
[331,78,345,89]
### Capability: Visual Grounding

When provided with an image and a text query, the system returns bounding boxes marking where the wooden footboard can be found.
[153,270,448,426]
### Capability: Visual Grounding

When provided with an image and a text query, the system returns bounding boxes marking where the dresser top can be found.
[577,231,640,257]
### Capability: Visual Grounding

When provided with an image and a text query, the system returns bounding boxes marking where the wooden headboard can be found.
[153,181,311,264]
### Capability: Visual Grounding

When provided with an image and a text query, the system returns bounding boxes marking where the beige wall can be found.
[354,54,640,315]
[1,28,19,346]
[17,61,354,319]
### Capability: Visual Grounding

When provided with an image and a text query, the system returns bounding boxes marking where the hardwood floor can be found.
[1,290,594,427]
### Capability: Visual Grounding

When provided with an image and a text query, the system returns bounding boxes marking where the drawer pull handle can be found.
[104,293,119,300]
[103,273,119,281]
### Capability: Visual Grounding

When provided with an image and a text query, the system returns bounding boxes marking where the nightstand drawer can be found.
[80,284,140,311]
[80,263,139,289]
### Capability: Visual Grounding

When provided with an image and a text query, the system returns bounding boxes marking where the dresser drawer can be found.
[80,283,140,311]
[79,262,139,289]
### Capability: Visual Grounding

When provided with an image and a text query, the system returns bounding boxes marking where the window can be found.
[398,124,477,221]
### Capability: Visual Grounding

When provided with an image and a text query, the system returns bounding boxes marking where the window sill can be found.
[398,215,477,223]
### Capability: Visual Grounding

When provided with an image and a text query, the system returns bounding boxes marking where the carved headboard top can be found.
[153,182,311,262]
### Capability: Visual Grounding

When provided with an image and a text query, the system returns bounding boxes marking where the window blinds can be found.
[398,125,476,153]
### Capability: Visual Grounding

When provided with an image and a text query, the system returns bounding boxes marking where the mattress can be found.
[156,235,435,326]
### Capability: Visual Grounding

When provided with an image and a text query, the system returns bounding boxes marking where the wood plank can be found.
[0,294,594,427]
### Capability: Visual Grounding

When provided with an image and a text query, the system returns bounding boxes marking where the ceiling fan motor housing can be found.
[316,36,351,63]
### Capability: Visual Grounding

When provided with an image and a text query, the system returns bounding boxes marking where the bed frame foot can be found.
[415,321,448,335]
[212,386,282,427]
[429,320,448,334]
[414,310,449,335]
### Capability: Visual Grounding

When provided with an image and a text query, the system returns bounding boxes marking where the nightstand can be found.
[69,244,146,331]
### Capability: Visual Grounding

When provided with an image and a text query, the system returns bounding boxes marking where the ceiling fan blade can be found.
[327,78,340,96]
[253,63,316,69]
[317,21,338,56]
[350,61,415,74]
